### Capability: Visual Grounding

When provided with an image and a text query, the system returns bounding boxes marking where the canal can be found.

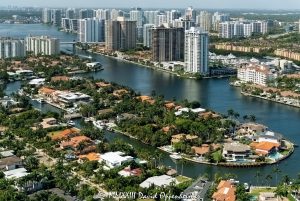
[2,24,300,183]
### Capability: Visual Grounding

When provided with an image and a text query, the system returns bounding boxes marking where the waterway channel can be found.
[2,24,300,184]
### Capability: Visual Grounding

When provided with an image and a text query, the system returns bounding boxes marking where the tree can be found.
[265,174,273,186]
[24,156,39,171]
[273,166,281,185]
[275,184,288,200]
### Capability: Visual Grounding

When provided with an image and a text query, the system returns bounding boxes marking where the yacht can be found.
[67,120,75,126]
[170,153,182,160]
[92,120,105,130]
[36,98,45,104]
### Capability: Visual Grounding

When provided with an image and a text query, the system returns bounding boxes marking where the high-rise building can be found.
[51,9,62,27]
[173,17,195,31]
[62,18,71,31]
[219,22,235,38]
[26,36,60,56]
[42,8,52,23]
[144,11,159,25]
[0,38,26,59]
[66,8,76,19]
[95,9,110,20]
[79,9,94,19]
[143,24,154,48]
[70,19,79,32]
[196,11,212,32]
[130,8,144,41]
[111,9,122,21]
[219,20,269,38]
[156,14,167,26]
[212,12,230,31]
[151,24,184,62]
[166,10,181,24]
[185,6,196,21]
[78,18,105,43]
[105,17,137,51]
[184,27,209,74]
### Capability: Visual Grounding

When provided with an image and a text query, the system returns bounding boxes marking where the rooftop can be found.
[140,175,177,188]
[4,168,29,179]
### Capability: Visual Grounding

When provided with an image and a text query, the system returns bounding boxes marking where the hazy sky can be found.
[2,0,300,9]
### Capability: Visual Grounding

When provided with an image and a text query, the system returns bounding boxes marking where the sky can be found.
[2,0,300,10]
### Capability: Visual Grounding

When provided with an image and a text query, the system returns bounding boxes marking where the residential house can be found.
[171,134,199,145]
[60,136,94,151]
[182,177,212,201]
[4,168,43,193]
[250,141,280,156]
[140,175,177,188]
[100,151,133,168]
[51,76,70,82]
[192,144,220,157]
[137,95,155,104]
[51,128,80,141]
[212,180,236,201]
[223,142,251,161]
[118,166,142,177]
[40,117,58,129]
[79,152,101,162]
[0,155,23,171]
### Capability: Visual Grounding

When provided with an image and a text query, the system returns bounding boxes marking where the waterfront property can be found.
[212,180,236,201]
[139,175,178,188]
[222,142,251,162]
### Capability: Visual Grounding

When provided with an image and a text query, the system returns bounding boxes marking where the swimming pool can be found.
[268,152,282,161]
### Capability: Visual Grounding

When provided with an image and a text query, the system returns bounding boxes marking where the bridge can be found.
[60,41,105,45]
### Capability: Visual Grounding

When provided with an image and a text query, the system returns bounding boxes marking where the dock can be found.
[64,113,82,119]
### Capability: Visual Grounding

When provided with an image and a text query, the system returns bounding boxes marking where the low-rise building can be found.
[223,142,251,161]
[0,155,23,171]
[140,175,177,188]
[171,134,199,144]
[118,166,142,177]
[212,180,236,201]
[250,141,280,156]
[40,117,58,129]
[100,151,133,168]
[237,64,276,86]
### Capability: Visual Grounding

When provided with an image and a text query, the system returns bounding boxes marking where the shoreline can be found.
[241,91,300,109]
[110,126,295,168]
[86,49,235,80]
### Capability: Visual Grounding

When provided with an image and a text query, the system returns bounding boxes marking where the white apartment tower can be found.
[26,36,60,56]
[42,8,52,23]
[0,38,26,59]
[196,11,212,32]
[143,24,154,48]
[130,8,144,41]
[184,27,209,74]
[78,18,105,43]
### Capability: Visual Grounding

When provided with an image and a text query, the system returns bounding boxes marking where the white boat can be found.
[170,154,182,160]
[67,120,75,126]
[36,98,45,104]
[92,120,104,130]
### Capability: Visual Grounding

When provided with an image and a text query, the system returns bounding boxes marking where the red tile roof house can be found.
[118,166,143,177]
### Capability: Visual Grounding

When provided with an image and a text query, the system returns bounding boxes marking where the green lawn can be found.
[250,187,275,196]
[176,175,192,183]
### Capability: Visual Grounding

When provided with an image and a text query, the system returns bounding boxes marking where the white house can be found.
[140,175,177,188]
[100,151,133,168]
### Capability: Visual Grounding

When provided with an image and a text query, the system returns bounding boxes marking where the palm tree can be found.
[273,166,281,185]
[249,114,256,122]
[282,175,291,186]
[275,184,289,201]
[255,171,262,186]
[265,174,273,186]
